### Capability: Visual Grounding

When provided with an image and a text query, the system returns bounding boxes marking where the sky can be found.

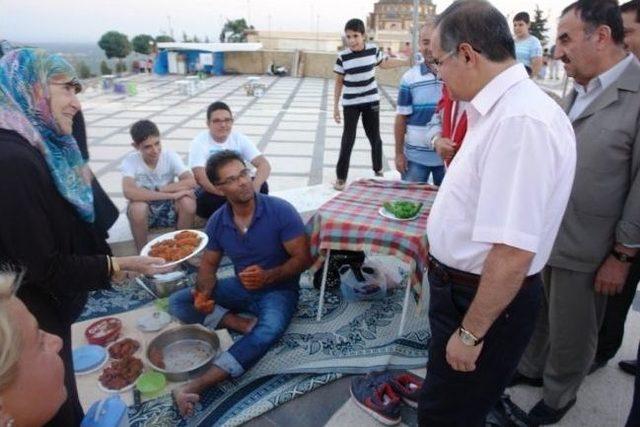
[1,0,575,45]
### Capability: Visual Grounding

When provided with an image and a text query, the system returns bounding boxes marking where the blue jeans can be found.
[401,161,445,186]
[168,277,298,377]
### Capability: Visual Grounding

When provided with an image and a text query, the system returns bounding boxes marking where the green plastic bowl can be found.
[135,371,166,396]
[154,297,169,312]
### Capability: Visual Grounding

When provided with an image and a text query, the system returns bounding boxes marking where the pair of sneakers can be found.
[350,370,423,425]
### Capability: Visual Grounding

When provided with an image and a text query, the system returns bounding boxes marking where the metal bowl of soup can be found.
[145,325,220,382]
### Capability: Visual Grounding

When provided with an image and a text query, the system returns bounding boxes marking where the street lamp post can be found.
[316,14,320,51]
[412,0,419,65]
[268,14,272,49]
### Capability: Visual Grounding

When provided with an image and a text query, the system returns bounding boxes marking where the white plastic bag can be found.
[339,261,387,301]
[366,255,408,289]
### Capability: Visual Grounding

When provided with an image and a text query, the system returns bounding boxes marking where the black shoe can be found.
[485,394,530,426]
[619,359,638,377]
[509,371,543,388]
[588,359,607,375]
[528,398,576,425]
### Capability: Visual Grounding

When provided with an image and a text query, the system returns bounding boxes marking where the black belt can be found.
[427,254,538,287]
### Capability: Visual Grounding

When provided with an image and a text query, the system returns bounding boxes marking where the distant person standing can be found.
[333,18,408,190]
[401,41,412,58]
[146,58,153,73]
[539,47,550,79]
[394,21,443,184]
[513,11,543,77]
[548,44,561,79]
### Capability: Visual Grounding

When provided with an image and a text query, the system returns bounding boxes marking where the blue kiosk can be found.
[154,42,263,76]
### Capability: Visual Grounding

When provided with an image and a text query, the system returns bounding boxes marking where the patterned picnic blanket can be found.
[80,260,430,426]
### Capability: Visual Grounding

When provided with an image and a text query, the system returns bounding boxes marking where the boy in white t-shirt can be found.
[188,101,271,219]
[121,120,197,251]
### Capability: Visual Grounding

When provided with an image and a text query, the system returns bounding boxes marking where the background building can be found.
[367,0,437,56]
[246,30,343,52]
[246,0,438,55]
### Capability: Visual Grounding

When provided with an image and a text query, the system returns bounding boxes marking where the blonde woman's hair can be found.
[0,271,23,392]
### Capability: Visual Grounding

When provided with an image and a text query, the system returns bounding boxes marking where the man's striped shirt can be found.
[334,43,385,107]
[396,62,443,166]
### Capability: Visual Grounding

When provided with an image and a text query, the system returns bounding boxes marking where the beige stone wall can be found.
[299,52,335,79]
[224,50,296,75]
[376,66,409,87]
[223,50,406,88]
[302,51,408,87]
[246,31,343,52]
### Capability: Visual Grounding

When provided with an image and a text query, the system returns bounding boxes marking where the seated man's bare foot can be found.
[221,312,257,334]
[173,388,200,418]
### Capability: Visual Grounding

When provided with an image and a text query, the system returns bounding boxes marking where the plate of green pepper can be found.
[379,200,423,221]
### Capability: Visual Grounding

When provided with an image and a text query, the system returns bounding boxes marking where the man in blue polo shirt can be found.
[168,150,312,418]
[394,20,444,185]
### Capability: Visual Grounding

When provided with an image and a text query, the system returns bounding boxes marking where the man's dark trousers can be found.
[626,340,640,426]
[596,257,640,364]
[418,264,542,426]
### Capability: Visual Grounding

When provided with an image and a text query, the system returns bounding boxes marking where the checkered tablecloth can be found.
[308,179,438,297]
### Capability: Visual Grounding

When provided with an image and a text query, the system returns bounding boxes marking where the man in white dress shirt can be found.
[417,1,576,425]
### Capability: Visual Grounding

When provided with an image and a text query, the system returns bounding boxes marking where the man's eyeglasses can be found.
[215,168,251,186]
[431,50,457,68]
[210,118,233,125]
[431,44,483,70]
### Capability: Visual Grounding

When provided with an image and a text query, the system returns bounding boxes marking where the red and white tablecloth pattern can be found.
[307,179,438,297]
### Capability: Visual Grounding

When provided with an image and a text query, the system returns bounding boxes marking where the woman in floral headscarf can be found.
[0,49,169,426]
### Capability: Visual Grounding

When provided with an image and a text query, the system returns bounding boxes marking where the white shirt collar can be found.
[573,54,634,96]
[469,63,529,118]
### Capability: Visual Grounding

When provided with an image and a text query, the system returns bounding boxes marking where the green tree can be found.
[98,31,131,59]
[204,35,211,43]
[100,60,112,75]
[530,5,549,47]
[220,18,250,43]
[131,34,155,54]
[193,35,201,43]
[155,35,175,43]
[98,31,131,73]
[74,60,92,79]
[181,31,191,42]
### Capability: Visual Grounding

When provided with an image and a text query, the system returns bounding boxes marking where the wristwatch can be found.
[611,249,636,263]
[428,133,440,151]
[457,326,484,347]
